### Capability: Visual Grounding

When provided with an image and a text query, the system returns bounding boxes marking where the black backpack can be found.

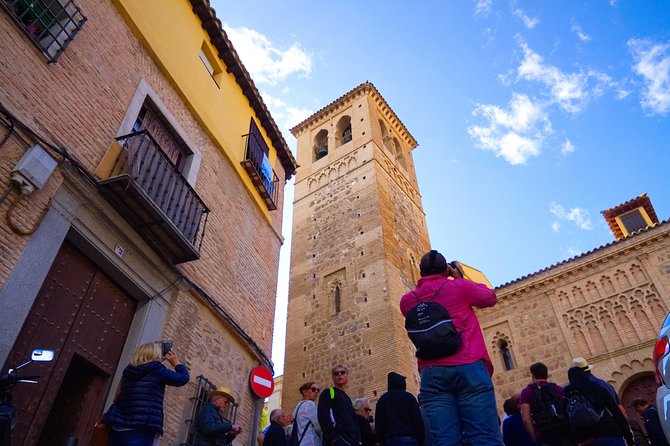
[530,383,567,435]
[288,401,312,446]
[404,282,463,360]
[566,392,604,433]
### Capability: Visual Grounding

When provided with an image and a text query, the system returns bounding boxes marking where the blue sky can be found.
[211,0,670,374]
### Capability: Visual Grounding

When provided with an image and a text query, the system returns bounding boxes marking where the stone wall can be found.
[479,223,670,415]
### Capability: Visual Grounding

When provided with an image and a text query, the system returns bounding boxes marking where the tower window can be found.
[314,129,329,160]
[499,340,515,371]
[336,115,352,146]
[334,285,341,314]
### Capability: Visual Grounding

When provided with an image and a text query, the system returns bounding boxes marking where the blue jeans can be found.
[586,437,625,446]
[386,436,420,446]
[109,428,156,446]
[420,361,503,446]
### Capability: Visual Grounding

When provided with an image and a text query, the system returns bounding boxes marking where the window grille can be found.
[1,0,87,62]
[182,375,239,445]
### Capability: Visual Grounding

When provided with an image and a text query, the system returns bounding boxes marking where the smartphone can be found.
[161,340,173,357]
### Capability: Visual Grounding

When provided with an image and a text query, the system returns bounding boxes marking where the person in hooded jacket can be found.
[104,341,190,445]
[563,366,633,446]
[375,372,425,446]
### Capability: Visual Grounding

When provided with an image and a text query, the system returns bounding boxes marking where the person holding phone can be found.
[104,341,190,445]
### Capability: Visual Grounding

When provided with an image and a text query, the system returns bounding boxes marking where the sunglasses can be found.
[333,370,347,376]
[311,387,320,392]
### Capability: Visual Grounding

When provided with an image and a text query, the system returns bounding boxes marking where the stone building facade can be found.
[282,83,430,411]
[0,1,296,445]
[479,194,670,418]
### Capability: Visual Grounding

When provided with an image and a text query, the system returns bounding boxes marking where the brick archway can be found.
[621,372,656,427]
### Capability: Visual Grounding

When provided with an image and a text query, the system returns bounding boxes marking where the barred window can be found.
[1,0,87,63]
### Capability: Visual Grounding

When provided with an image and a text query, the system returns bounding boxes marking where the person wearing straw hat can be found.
[194,386,242,446]
[572,357,627,416]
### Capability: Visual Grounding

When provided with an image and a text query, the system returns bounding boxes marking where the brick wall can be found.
[1,1,286,443]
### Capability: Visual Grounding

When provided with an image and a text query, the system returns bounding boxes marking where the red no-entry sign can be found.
[249,366,274,399]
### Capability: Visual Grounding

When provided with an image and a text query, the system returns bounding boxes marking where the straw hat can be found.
[572,357,593,371]
[209,386,235,403]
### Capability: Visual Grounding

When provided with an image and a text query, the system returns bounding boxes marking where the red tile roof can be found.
[600,193,659,240]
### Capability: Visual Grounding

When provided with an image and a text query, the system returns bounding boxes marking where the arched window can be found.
[394,137,406,169]
[314,129,328,160]
[499,340,515,371]
[336,115,352,146]
[334,285,341,314]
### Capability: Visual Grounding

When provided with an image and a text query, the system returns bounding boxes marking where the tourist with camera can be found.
[400,250,501,446]
[103,341,190,445]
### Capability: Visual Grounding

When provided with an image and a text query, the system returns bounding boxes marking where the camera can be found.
[448,261,464,278]
[161,340,173,357]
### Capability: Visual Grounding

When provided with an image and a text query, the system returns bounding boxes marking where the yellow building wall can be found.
[113,0,278,219]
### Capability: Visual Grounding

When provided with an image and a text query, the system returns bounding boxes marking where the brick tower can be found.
[282,83,431,411]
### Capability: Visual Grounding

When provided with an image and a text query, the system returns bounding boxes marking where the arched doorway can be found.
[621,372,657,431]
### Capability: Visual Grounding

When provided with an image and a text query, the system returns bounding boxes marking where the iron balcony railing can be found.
[241,132,279,211]
[98,131,209,264]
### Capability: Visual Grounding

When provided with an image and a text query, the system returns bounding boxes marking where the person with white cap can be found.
[194,386,242,446]
[572,357,627,416]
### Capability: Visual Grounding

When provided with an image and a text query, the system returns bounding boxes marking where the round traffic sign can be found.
[249,366,274,399]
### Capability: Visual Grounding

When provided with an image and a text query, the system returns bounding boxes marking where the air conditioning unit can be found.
[11,144,58,194]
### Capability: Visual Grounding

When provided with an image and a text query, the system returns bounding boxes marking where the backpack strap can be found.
[411,281,447,303]
[294,401,313,445]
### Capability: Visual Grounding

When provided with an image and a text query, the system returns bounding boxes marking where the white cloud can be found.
[552,222,560,233]
[513,9,539,29]
[628,38,670,115]
[517,40,612,112]
[468,93,552,165]
[475,0,492,16]
[616,89,631,99]
[224,25,312,85]
[260,92,313,139]
[571,22,591,42]
[560,138,575,155]
[550,202,593,230]
[566,246,583,257]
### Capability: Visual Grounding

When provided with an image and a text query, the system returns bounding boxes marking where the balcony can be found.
[97,131,209,264]
[241,132,279,211]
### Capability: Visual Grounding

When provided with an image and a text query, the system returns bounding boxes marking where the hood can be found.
[122,360,163,382]
[387,372,406,391]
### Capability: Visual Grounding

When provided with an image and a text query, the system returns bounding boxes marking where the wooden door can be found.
[4,241,136,445]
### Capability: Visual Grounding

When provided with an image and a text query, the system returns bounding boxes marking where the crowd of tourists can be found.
[94,249,667,446]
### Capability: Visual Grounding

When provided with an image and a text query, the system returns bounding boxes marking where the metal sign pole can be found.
[249,397,263,446]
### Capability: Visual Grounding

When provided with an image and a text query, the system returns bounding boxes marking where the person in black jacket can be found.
[318,365,361,446]
[354,398,378,446]
[563,367,633,446]
[264,409,289,446]
[104,341,190,445]
[194,386,241,446]
[632,399,668,446]
[375,372,425,446]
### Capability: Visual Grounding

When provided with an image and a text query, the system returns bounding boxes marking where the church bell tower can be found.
[282,83,431,410]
